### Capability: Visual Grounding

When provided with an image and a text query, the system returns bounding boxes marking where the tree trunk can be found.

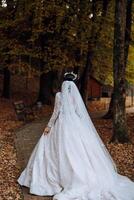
[110,0,129,143]
[2,67,11,99]
[104,0,132,120]
[80,42,92,105]
[80,0,97,105]
[37,71,54,105]
[80,0,110,105]
[103,93,114,119]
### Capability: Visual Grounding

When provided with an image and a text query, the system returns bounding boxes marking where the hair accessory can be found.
[64,71,77,81]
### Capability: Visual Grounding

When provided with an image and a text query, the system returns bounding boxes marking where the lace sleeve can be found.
[47,92,61,128]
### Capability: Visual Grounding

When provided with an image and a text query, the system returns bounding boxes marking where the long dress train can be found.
[18,81,134,200]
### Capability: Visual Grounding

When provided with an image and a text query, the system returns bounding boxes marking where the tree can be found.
[0,0,16,98]
[103,0,133,119]
[80,0,110,104]
[0,0,133,104]
[110,0,129,143]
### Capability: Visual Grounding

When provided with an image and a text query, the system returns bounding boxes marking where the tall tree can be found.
[1,0,16,98]
[103,0,133,119]
[0,0,133,103]
[110,0,129,143]
[80,0,98,104]
[80,0,111,105]
[37,71,54,104]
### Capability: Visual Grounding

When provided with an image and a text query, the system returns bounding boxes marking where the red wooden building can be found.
[88,76,102,100]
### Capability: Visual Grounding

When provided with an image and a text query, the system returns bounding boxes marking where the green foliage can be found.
[127,44,134,84]
[0,0,134,85]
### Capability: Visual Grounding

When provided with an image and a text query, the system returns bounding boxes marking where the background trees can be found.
[111,0,129,143]
[0,0,134,143]
[0,0,133,85]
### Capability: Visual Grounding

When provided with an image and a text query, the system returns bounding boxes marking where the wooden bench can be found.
[13,100,35,122]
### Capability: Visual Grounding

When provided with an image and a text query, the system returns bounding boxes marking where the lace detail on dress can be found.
[47,92,61,128]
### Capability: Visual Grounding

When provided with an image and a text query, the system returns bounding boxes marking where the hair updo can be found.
[63,72,77,82]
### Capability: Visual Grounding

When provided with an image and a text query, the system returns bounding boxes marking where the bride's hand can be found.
[44,126,51,135]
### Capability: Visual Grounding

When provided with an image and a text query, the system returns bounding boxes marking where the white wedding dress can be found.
[18,81,134,200]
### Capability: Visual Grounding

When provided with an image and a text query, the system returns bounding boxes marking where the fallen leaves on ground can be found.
[88,99,108,112]
[93,116,134,181]
[0,97,52,200]
[0,98,23,200]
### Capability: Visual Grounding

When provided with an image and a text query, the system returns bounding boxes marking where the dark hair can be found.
[63,74,75,81]
[63,71,78,83]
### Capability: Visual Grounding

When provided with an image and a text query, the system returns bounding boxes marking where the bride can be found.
[18,72,134,200]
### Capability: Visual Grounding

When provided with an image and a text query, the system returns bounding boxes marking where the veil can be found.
[61,81,117,174]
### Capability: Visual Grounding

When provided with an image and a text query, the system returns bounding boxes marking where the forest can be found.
[0,0,134,142]
[0,1,134,199]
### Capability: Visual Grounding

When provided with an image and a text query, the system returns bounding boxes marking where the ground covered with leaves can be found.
[0,97,52,200]
[93,116,134,180]
[0,98,23,200]
[0,98,134,199]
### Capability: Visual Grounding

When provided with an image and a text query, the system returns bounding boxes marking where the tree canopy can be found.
[0,0,134,85]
